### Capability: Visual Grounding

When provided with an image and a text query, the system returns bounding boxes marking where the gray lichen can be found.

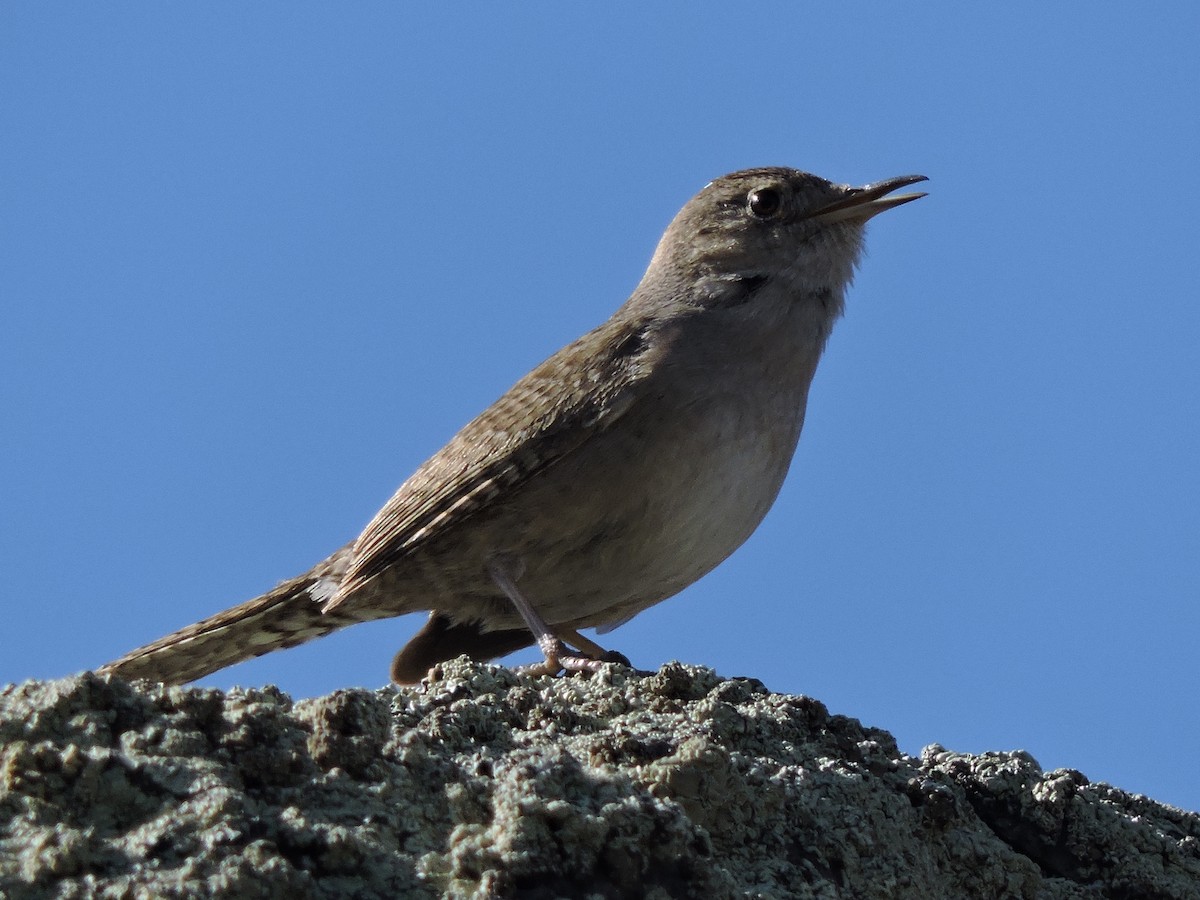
[1,660,1197,899]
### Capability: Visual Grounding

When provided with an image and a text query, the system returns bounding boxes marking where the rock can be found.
[1,660,1197,899]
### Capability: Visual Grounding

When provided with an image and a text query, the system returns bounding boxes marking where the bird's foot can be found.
[518,634,630,678]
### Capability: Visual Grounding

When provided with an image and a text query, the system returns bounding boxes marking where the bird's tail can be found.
[96,546,390,685]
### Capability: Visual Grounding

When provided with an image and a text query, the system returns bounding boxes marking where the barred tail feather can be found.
[96,547,387,685]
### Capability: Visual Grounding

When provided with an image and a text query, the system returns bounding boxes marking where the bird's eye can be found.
[747,187,783,219]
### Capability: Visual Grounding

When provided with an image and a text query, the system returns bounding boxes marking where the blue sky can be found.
[4,6,1199,812]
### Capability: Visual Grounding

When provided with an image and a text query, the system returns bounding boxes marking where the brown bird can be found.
[98,167,926,685]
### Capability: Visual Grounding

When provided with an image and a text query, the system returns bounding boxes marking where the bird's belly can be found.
[505,396,804,627]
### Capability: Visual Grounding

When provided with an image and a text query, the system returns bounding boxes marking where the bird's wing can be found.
[326,312,671,608]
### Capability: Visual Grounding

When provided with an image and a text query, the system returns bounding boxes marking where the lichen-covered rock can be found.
[1,661,1197,899]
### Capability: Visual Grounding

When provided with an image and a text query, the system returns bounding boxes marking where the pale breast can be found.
[507,334,817,628]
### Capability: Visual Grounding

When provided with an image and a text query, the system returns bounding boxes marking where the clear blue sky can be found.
[4,6,1198,813]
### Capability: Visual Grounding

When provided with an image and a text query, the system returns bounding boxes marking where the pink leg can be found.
[486,559,614,676]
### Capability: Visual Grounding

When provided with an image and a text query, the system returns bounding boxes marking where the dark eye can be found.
[747,187,783,219]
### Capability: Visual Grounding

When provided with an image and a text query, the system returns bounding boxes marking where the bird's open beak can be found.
[808,174,928,224]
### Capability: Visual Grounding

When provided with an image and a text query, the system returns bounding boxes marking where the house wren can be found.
[98,167,926,685]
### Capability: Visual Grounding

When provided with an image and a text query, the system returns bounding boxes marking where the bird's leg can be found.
[557,628,632,668]
[485,558,617,676]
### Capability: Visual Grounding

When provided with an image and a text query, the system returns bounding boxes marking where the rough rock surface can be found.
[1,660,1197,899]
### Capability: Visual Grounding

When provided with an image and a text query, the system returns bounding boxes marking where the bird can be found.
[98,167,926,686]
